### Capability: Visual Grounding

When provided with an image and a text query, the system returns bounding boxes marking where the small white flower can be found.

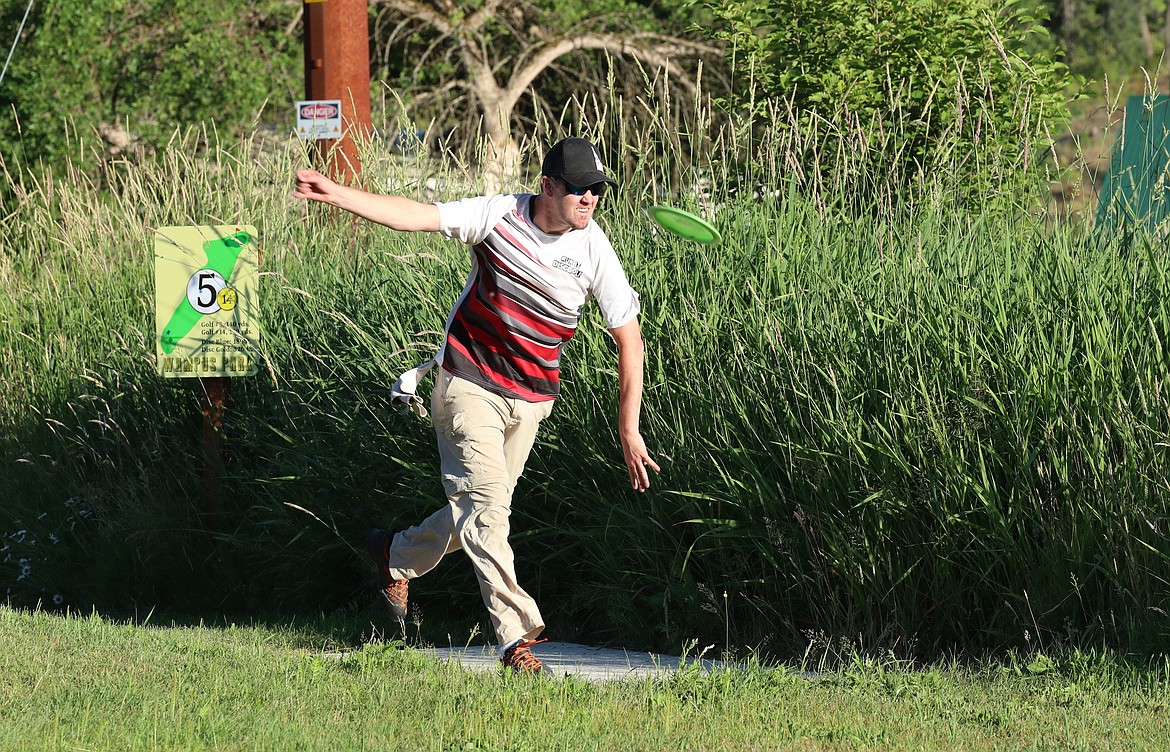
[52,594,64,605]
[17,558,31,581]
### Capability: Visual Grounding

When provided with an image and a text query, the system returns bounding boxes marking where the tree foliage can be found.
[2,0,1157,198]
[0,0,300,175]
[705,0,1075,196]
[1047,0,1169,79]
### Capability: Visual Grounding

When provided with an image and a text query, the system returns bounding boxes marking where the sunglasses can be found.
[557,179,608,197]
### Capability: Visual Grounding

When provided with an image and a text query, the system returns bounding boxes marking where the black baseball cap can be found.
[541,137,618,188]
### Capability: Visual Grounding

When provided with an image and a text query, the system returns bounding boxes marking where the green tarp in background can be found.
[1096,95,1170,242]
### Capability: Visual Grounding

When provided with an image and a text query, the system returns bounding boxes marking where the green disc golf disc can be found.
[646,205,722,245]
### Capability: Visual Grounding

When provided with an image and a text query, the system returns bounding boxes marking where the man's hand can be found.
[621,430,661,492]
[293,169,339,205]
[610,318,659,492]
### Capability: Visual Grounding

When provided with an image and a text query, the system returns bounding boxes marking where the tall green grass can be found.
[1,86,1168,659]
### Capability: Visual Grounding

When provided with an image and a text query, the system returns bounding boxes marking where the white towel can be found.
[390,359,436,417]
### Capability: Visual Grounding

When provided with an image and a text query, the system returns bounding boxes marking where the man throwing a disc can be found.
[293,137,660,674]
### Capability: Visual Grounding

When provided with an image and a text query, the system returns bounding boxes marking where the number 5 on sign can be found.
[154,225,261,378]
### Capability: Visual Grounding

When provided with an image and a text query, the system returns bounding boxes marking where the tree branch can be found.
[464,0,508,34]
[374,0,455,36]
[502,33,719,112]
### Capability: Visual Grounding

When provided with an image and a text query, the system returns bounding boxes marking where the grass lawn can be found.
[0,606,1166,751]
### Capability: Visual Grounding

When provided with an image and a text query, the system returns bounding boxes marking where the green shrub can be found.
[0,0,298,186]
[704,0,1076,199]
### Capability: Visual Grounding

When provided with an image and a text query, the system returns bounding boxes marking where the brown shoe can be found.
[365,528,408,621]
[501,638,550,675]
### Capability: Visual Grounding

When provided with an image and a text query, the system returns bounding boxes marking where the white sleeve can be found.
[435,195,518,246]
[589,230,641,329]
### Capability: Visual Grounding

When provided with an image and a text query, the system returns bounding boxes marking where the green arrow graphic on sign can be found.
[160,231,252,354]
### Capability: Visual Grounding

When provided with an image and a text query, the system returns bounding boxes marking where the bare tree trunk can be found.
[373,0,719,189]
[1061,0,1076,45]
[482,110,520,195]
[1138,0,1154,60]
[472,81,521,194]
[1166,0,1170,61]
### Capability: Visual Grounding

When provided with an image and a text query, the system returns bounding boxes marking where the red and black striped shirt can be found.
[434,194,640,402]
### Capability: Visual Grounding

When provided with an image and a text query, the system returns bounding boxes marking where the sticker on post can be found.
[296,99,342,140]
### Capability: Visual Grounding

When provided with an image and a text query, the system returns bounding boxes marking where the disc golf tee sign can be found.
[155,226,260,378]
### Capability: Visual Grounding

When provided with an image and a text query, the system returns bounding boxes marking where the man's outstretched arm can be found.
[610,318,661,492]
[294,169,441,232]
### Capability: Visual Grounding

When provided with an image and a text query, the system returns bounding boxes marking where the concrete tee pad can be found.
[425,641,733,682]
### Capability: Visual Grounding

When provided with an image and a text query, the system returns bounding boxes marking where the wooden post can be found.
[303,0,372,184]
[200,376,230,530]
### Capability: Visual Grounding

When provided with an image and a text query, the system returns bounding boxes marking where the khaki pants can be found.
[387,369,554,647]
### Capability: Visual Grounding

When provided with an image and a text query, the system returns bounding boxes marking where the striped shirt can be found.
[434,194,640,402]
